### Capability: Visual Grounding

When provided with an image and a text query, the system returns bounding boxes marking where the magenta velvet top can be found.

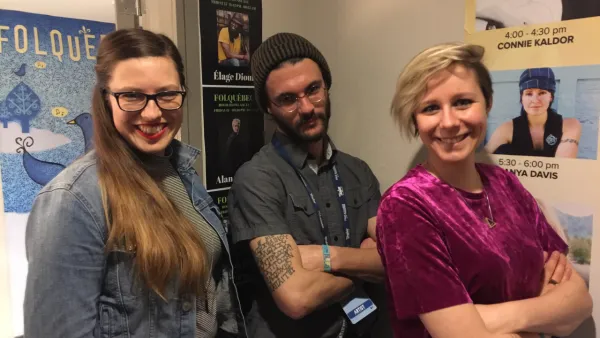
[376,163,568,338]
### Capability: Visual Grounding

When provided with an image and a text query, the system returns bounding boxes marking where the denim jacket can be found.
[24,140,247,338]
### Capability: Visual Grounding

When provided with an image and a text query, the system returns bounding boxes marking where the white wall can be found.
[327,0,466,191]
[0,3,115,338]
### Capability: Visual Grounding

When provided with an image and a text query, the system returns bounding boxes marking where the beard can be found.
[272,99,331,144]
[229,27,242,40]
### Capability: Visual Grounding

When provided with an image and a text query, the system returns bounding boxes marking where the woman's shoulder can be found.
[498,119,515,134]
[37,151,104,220]
[30,151,106,238]
[563,117,582,132]
[40,151,99,193]
[477,162,513,179]
[381,165,439,206]
[476,162,526,192]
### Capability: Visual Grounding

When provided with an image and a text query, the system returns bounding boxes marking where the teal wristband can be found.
[322,244,332,272]
[539,334,545,338]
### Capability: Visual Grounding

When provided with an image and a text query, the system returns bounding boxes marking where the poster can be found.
[202,87,263,191]
[199,0,262,86]
[0,10,114,336]
[198,0,263,220]
[465,0,599,335]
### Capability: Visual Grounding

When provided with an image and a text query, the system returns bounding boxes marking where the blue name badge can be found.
[341,296,377,324]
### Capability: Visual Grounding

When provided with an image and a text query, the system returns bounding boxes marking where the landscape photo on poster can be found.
[0,9,115,336]
[537,199,594,286]
[474,0,600,31]
[482,65,600,160]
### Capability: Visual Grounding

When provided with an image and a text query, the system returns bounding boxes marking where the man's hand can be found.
[298,245,325,272]
[540,251,572,296]
[360,237,377,249]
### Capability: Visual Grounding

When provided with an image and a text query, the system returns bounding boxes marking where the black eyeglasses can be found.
[105,90,186,112]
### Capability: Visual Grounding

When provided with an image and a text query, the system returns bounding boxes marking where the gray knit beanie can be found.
[250,32,332,114]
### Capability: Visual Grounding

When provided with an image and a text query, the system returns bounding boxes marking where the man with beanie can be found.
[228,33,384,337]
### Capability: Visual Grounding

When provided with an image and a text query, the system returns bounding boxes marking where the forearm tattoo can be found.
[561,138,579,145]
[254,235,295,291]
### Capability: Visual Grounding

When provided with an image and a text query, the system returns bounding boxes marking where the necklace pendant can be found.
[485,217,496,229]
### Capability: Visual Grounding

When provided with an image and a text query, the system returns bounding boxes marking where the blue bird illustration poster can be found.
[0,10,114,336]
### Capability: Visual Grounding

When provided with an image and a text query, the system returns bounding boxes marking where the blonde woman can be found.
[24,29,245,338]
[376,42,592,338]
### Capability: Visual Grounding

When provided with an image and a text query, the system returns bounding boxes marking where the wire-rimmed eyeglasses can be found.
[269,84,327,113]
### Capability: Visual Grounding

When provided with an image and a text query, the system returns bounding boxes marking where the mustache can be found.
[294,111,326,128]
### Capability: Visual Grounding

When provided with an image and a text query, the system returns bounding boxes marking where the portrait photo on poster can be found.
[202,87,264,191]
[217,10,250,68]
[537,199,594,288]
[475,0,600,31]
[220,117,248,178]
[199,0,262,86]
[482,65,600,160]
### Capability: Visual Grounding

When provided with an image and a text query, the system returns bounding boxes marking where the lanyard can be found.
[272,137,351,247]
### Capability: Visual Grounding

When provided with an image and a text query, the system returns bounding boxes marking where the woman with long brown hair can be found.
[24,28,246,338]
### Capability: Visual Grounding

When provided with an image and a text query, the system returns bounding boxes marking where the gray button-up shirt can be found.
[228,132,381,338]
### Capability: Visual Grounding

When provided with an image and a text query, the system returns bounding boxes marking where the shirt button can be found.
[182,301,193,312]
[334,236,339,241]
[326,203,331,208]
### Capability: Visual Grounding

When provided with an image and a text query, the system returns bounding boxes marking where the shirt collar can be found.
[272,131,337,169]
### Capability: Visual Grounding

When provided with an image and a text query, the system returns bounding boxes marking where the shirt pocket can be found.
[287,193,319,244]
[98,301,134,338]
[345,186,370,246]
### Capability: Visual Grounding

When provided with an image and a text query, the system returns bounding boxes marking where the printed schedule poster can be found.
[466,1,599,336]
[199,0,262,86]
[0,9,115,336]
[202,87,263,192]
[465,0,600,70]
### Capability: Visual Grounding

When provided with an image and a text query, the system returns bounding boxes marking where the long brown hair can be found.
[92,29,207,298]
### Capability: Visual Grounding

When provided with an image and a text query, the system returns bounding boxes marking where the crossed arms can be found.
[248,217,384,319]
[229,164,384,319]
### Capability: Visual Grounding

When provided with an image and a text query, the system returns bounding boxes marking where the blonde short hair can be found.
[390,42,493,139]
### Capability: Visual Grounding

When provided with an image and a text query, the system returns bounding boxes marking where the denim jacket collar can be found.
[168,139,201,172]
